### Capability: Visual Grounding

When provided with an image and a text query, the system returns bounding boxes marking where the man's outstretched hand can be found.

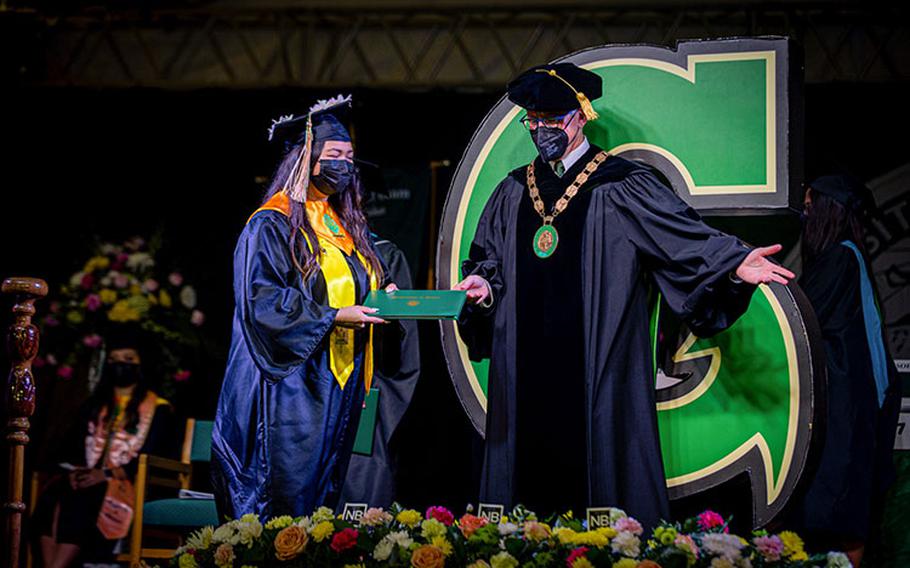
[735,244,796,285]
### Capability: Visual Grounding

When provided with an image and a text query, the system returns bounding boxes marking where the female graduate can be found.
[212,95,395,518]
[789,175,901,566]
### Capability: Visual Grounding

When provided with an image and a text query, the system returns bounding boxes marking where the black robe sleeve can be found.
[121,402,179,479]
[236,213,339,380]
[458,180,511,360]
[610,170,756,337]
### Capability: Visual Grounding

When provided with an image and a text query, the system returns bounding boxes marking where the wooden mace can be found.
[2,277,47,568]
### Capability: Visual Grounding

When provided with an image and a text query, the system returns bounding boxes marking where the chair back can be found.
[181,418,214,464]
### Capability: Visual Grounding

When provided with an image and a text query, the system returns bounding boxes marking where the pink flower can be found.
[80,273,95,290]
[46,354,58,366]
[49,301,61,313]
[116,252,130,263]
[426,506,455,526]
[56,365,73,380]
[566,547,589,568]
[675,534,699,558]
[113,273,129,289]
[213,543,234,566]
[125,237,145,251]
[143,278,159,293]
[753,535,784,561]
[44,315,60,328]
[190,310,205,326]
[174,370,192,382]
[329,528,358,553]
[614,517,643,536]
[360,507,392,526]
[33,356,47,368]
[168,272,184,287]
[85,294,102,312]
[697,510,727,532]
[82,334,103,348]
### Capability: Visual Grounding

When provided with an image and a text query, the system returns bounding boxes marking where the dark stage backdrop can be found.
[2,82,909,514]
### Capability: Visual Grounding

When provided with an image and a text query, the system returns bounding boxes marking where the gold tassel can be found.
[577,92,599,121]
[284,115,313,203]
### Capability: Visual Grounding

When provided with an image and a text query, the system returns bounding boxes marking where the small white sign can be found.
[478,503,504,523]
[896,398,910,451]
[341,503,368,523]
[895,359,910,373]
[587,508,614,529]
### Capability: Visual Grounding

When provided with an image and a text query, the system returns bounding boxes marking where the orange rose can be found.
[274,525,308,561]
[410,544,445,568]
[459,514,488,538]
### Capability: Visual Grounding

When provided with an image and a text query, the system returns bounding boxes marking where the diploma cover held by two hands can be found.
[363,290,467,320]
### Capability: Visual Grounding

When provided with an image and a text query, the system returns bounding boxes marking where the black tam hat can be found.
[266,94,353,202]
[103,322,148,354]
[809,174,874,213]
[507,63,602,120]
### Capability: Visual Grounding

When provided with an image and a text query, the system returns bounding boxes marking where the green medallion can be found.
[533,224,558,258]
[323,213,342,235]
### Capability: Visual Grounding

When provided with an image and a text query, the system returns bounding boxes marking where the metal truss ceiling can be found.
[6,3,910,88]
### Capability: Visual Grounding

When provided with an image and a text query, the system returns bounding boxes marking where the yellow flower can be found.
[343,564,366,568]
[779,531,806,559]
[554,527,577,545]
[421,519,447,539]
[147,293,158,305]
[410,544,445,568]
[396,509,422,528]
[84,256,110,272]
[571,558,594,568]
[655,526,678,545]
[178,553,198,568]
[613,560,637,568]
[129,283,143,296]
[466,561,490,568]
[100,289,118,304]
[266,515,294,530]
[310,520,334,542]
[595,526,617,538]
[490,552,518,568]
[108,300,140,322]
[572,530,609,547]
[159,289,172,308]
[430,535,453,557]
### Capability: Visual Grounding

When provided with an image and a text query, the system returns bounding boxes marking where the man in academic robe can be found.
[453,63,795,529]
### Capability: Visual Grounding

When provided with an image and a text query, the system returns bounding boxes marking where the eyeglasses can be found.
[519,110,577,130]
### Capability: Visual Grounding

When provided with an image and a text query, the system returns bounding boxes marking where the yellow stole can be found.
[248,193,377,391]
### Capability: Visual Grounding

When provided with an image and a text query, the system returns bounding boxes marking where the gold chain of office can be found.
[526,150,609,258]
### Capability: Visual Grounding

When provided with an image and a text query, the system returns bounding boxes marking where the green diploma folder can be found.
[363,290,467,320]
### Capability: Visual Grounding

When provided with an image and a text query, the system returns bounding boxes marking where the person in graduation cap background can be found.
[212,95,398,518]
[785,175,900,566]
[453,63,796,529]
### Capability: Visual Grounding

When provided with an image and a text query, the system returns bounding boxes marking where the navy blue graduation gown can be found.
[788,241,901,541]
[458,150,756,530]
[212,210,373,518]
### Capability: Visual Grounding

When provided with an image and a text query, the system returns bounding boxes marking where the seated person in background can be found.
[32,324,177,568]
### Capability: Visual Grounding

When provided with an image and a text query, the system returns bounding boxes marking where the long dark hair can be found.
[87,366,150,433]
[801,187,867,266]
[264,141,384,284]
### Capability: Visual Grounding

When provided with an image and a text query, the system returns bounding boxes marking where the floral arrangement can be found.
[36,235,205,397]
[167,505,849,568]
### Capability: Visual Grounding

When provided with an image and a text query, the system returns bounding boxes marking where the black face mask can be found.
[312,159,355,195]
[105,361,142,387]
[530,126,569,163]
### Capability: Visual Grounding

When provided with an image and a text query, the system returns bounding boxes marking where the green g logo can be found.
[437,38,823,527]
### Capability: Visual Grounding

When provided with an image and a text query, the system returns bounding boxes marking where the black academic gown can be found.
[459,148,756,529]
[789,241,901,541]
[212,211,375,519]
[340,238,420,508]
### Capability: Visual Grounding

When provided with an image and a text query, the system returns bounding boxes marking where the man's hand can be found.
[336,306,387,328]
[453,275,492,305]
[735,244,795,285]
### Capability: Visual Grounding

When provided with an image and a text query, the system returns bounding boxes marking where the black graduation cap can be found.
[507,63,602,120]
[809,174,874,213]
[266,94,353,202]
[267,94,352,152]
[103,322,149,353]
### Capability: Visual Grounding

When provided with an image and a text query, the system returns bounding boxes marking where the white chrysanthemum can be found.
[265,516,294,530]
[126,252,154,271]
[710,558,735,568]
[701,533,744,560]
[610,532,640,558]
[372,538,394,561]
[186,525,214,550]
[212,523,237,545]
[388,530,413,549]
[99,243,120,255]
[826,552,851,568]
[236,517,263,545]
[180,285,197,308]
[498,522,519,536]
